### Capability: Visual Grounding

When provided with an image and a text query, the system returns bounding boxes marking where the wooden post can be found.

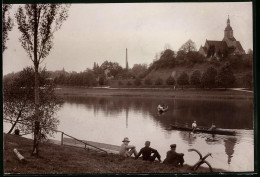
[61,132,63,145]
[13,149,26,163]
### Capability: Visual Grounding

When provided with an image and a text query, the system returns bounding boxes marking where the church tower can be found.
[223,15,236,42]
[126,48,129,70]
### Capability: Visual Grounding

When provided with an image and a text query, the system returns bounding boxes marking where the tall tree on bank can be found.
[15,4,70,156]
[2,4,14,53]
[179,39,197,54]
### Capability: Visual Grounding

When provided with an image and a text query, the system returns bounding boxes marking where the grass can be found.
[4,134,226,174]
[55,87,253,100]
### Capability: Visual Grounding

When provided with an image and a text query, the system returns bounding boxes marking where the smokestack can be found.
[126,48,129,70]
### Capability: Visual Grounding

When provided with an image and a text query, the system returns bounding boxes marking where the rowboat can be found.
[158,106,168,113]
[170,124,236,136]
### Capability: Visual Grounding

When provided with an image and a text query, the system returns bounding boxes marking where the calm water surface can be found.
[55,96,254,172]
[4,95,253,172]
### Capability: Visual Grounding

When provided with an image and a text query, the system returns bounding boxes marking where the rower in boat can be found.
[157,104,168,114]
[191,121,197,133]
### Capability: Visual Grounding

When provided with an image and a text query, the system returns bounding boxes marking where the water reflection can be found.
[224,137,237,164]
[64,96,253,130]
[57,95,253,171]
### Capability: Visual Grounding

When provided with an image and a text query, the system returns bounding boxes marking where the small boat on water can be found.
[170,124,236,136]
[158,106,168,114]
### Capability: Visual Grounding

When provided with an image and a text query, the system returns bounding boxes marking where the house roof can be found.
[235,41,245,52]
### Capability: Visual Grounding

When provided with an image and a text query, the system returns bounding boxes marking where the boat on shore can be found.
[170,124,236,136]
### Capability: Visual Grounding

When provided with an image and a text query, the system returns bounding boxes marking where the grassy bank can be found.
[55,87,253,100]
[4,134,226,174]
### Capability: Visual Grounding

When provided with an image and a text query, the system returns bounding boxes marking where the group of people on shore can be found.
[119,137,184,167]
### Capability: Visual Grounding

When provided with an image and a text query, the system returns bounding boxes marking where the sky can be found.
[3,2,253,75]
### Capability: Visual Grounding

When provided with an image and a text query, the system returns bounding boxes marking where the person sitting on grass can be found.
[135,141,161,162]
[119,137,138,157]
[163,144,184,167]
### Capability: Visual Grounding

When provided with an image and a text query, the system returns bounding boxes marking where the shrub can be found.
[201,66,217,89]
[190,70,201,86]
[127,81,132,86]
[144,78,153,85]
[118,80,124,86]
[134,78,142,86]
[166,76,175,86]
[155,78,163,85]
[177,72,189,88]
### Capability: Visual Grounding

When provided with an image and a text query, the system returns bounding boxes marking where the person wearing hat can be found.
[135,141,161,162]
[119,137,138,157]
[192,121,197,133]
[163,144,184,166]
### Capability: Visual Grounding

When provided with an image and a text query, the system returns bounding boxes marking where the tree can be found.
[166,76,175,86]
[186,51,205,64]
[243,72,253,90]
[179,39,197,54]
[2,4,14,53]
[201,67,217,89]
[15,4,70,156]
[144,78,153,86]
[177,72,189,88]
[131,64,148,79]
[190,70,201,86]
[155,78,163,85]
[134,78,142,86]
[216,64,235,88]
[3,67,62,137]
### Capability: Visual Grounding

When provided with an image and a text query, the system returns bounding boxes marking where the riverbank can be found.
[4,134,226,174]
[55,87,253,100]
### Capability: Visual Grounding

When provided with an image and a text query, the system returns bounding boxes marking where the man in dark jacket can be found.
[163,144,184,166]
[135,141,161,162]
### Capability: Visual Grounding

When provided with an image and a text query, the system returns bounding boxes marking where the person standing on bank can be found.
[163,144,184,166]
[119,137,138,157]
[135,141,161,162]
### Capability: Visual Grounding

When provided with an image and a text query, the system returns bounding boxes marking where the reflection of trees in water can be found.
[64,96,253,129]
[224,137,237,164]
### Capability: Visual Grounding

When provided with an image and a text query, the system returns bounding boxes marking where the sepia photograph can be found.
[2,1,255,175]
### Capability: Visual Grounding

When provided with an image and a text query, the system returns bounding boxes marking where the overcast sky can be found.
[3,2,253,75]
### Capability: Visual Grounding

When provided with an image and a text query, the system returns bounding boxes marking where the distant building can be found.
[199,16,245,59]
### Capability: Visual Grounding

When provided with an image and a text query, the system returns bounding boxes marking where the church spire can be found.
[227,15,230,26]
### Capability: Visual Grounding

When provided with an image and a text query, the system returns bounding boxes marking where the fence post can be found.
[61,132,63,145]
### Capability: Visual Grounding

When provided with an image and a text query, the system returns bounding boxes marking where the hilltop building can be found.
[199,16,245,58]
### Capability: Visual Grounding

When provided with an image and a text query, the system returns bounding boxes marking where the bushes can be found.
[201,67,217,88]
[190,70,201,86]
[144,78,153,85]
[134,78,142,86]
[166,76,175,86]
[216,64,235,88]
[177,72,189,88]
[155,78,163,85]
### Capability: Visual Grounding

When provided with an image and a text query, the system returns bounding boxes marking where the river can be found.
[3,95,254,172]
[57,96,254,172]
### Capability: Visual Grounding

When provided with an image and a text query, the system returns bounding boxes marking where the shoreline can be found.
[4,134,227,174]
[55,87,254,100]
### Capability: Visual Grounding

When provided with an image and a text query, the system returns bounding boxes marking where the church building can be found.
[199,16,245,58]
